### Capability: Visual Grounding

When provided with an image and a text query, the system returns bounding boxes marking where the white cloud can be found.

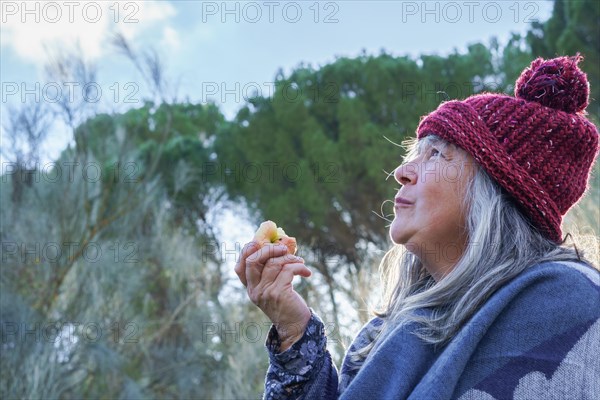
[160,26,180,51]
[1,1,177,64]
[117,1,177,42]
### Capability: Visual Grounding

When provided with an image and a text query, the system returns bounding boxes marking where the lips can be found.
[395,197,414,205]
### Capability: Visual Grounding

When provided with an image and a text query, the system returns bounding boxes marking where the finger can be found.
[260,255,306,284]
[254,263,311,310]
[273,263,312,288]
[246,244,288,288]
[252,244,291,266]
[234,241,262,286]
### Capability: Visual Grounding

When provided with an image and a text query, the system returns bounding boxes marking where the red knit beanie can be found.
[417,55,599,243]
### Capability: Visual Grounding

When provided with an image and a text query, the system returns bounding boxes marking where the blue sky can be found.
[1,0,553,162]
[1,1,556,321]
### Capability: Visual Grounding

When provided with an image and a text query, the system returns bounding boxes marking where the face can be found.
[390,136,475,278]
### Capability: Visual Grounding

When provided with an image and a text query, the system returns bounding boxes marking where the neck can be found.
[407,241,464,281]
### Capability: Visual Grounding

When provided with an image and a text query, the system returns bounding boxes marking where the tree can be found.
[215,47,499,356]
[1,40,269,399]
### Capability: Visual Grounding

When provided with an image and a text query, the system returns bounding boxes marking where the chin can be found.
[389,227,408,245]
[389,218,409,245]
[402,241,420,257]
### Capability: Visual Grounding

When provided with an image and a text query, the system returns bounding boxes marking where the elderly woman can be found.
[235,55,600,399]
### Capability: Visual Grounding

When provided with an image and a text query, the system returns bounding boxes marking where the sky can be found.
[2,0,554,163]
[1,0,555,332]
[1,0,554,257]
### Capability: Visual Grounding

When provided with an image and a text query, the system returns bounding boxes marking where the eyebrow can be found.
[417,136,447,153]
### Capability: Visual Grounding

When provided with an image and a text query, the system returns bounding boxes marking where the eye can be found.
[428,147,444,159]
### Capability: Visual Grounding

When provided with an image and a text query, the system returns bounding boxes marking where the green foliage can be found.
[214,48,520,357]
[216,49,500,267]
[0,100,268,398]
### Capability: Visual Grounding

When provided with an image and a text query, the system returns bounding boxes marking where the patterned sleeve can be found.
[263,310,330,399]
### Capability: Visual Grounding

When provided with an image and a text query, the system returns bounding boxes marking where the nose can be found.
[395,162,417,185]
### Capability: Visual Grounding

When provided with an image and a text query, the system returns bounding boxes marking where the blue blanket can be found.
[263,261,600,399]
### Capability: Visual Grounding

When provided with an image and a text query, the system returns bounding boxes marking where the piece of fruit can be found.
[253,220,297,255]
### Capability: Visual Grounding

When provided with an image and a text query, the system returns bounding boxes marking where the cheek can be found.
[428,187,465,230]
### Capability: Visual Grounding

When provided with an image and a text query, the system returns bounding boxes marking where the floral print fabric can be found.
[264,311,328,399]
[263,310,383,399]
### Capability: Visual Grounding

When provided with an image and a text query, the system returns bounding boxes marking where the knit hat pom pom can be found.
[515,54,589,113]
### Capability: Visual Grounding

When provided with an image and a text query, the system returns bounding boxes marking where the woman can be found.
[235,55,600,399]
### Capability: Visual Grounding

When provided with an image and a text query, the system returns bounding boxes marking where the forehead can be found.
[402,134,471,163]
[410,134,454,155]
[411,134,475,165]
[418,135,449,150]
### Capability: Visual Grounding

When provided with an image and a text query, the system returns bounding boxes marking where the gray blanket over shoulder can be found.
[263,261,600,399]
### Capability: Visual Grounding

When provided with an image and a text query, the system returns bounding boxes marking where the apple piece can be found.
[253,221,279,247]
[253,220,297,255]
[278,235,297,255]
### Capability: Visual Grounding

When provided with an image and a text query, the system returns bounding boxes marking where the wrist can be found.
[279,334,301,352]
[275,310,312,352]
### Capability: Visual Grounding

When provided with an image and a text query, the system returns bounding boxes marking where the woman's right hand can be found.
[234,242,312,351]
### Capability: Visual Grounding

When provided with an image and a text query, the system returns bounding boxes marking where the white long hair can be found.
[350,135,588,364]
